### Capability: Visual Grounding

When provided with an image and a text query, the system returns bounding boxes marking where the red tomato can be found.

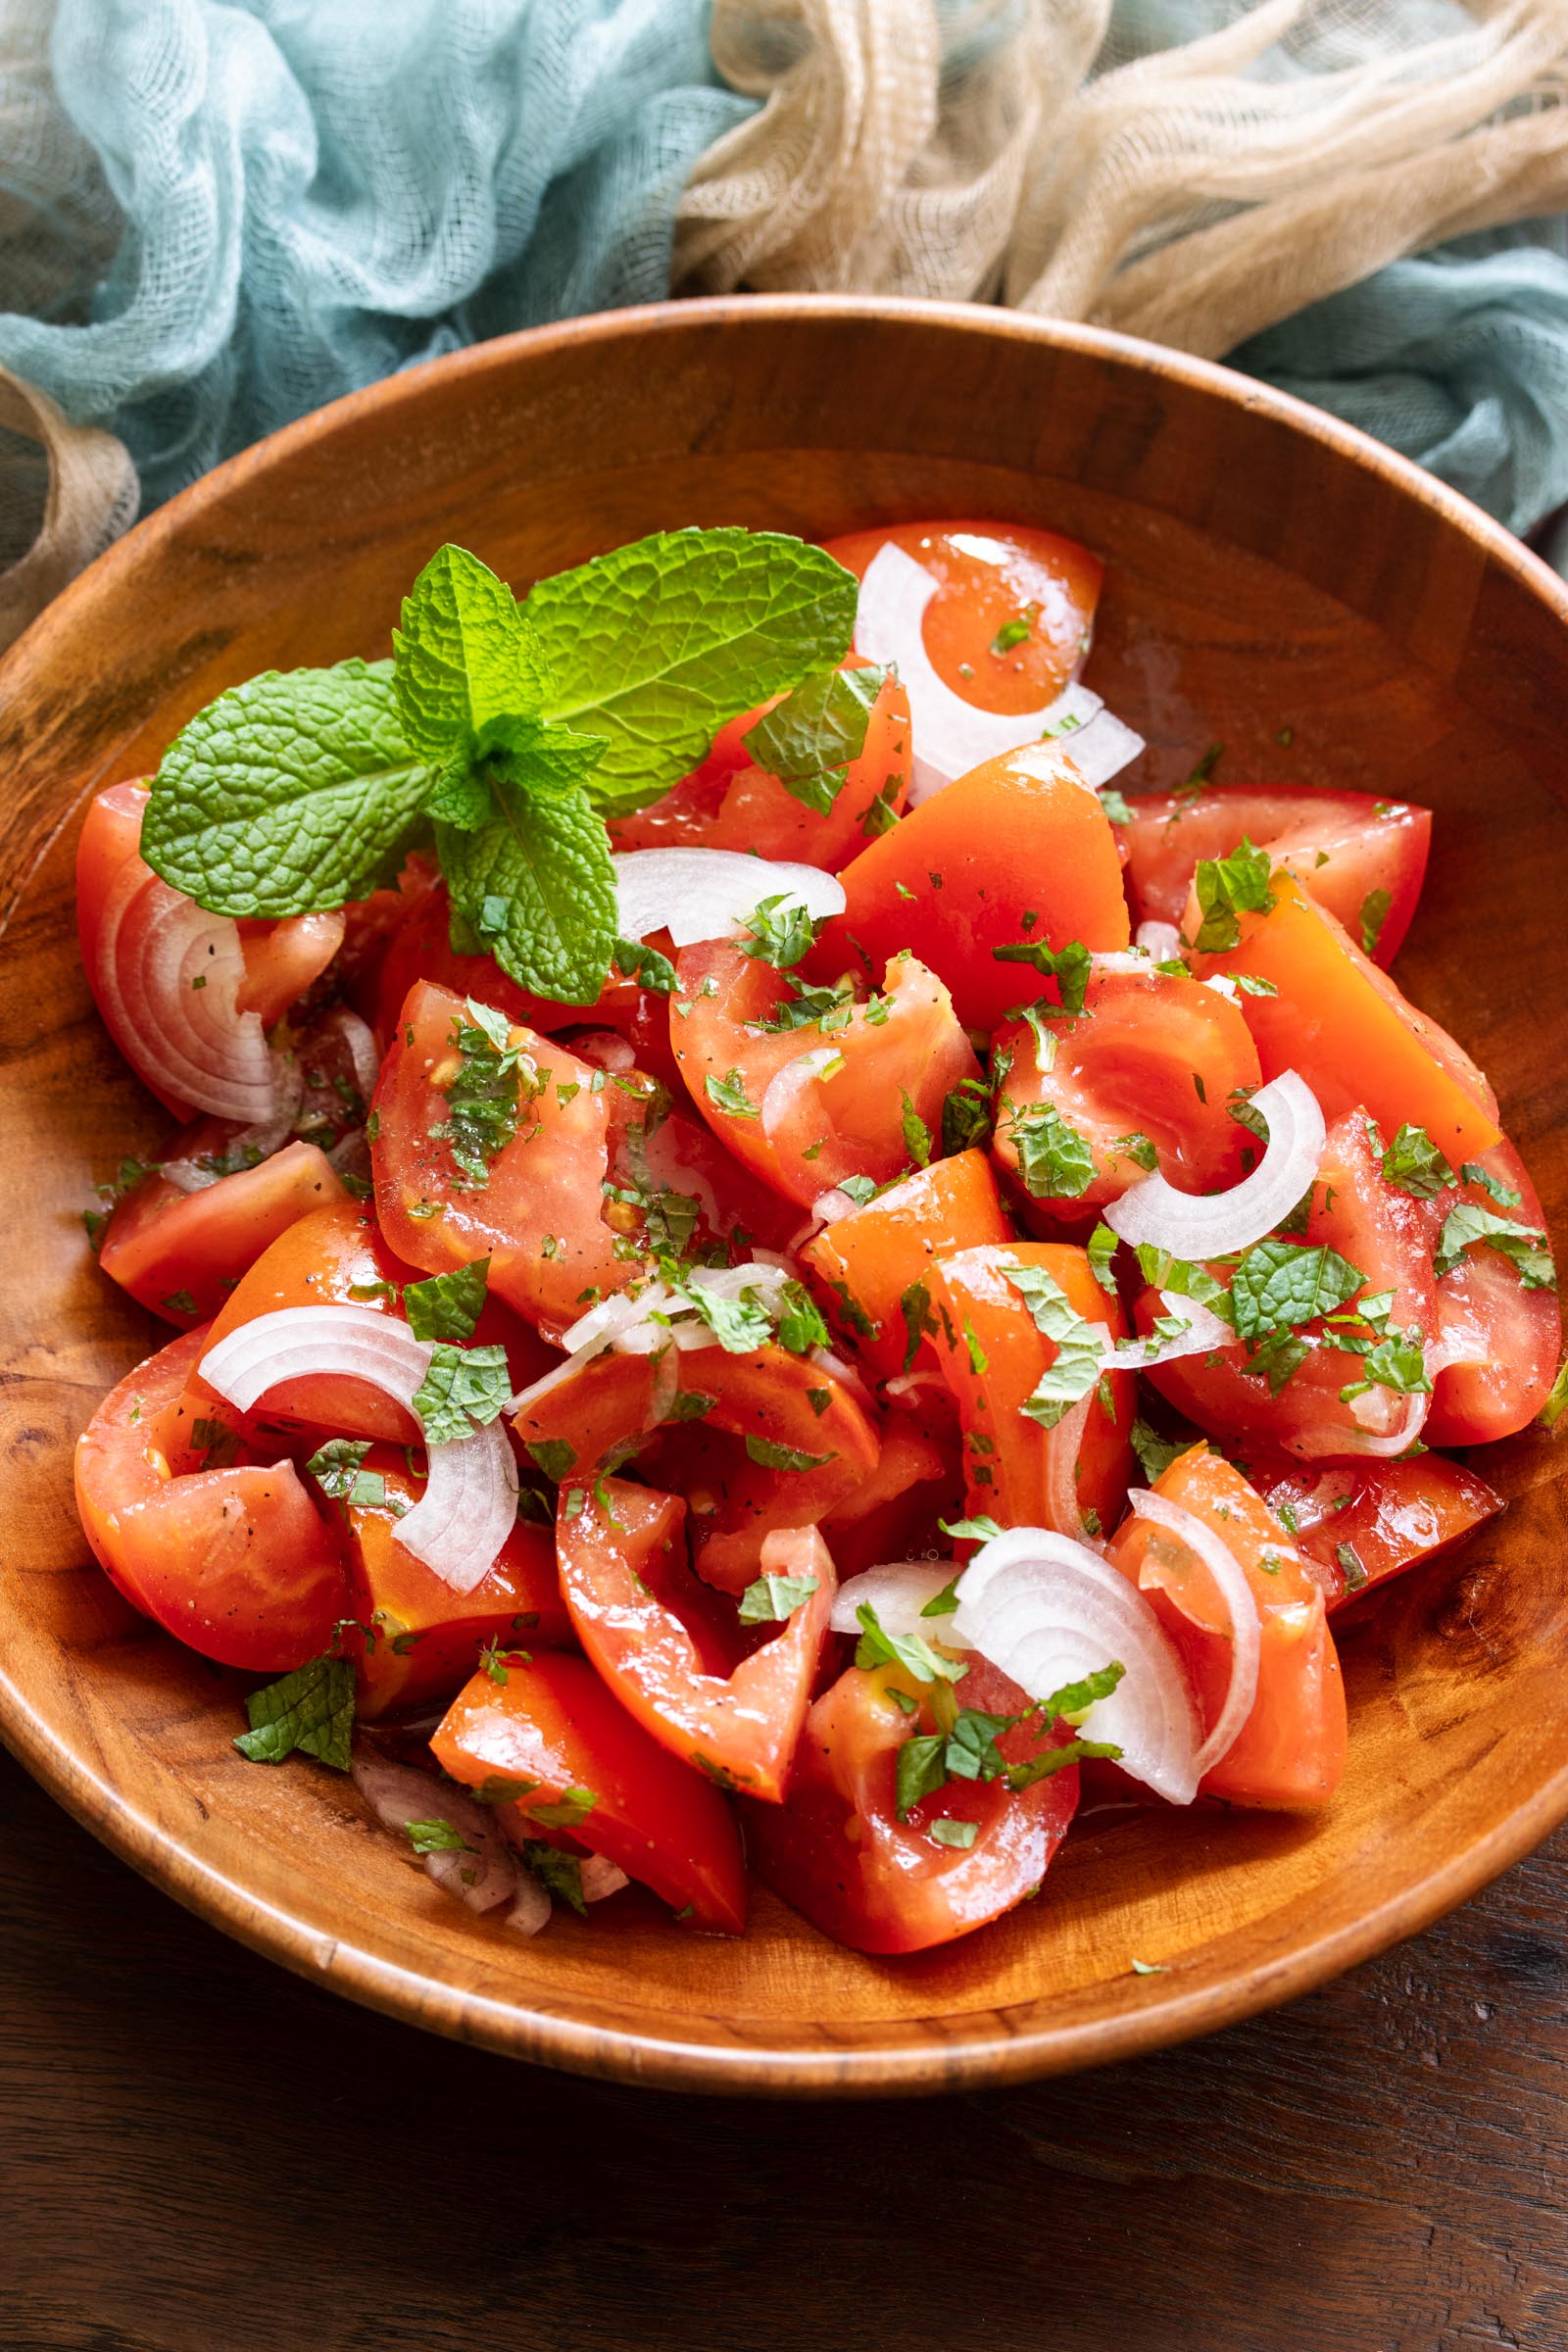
[1194,871,1500,1161]
[1426,1140,1561,1445]
[337,851,440,1017]
[557,1481,834,1801]
[1119,786,1431,967]
[432,1650,749,1933]
[817,1417,962,1580]
[669,939,979,1208]
[338,1446,572,1719]
[1246,1449,1503,1611]
[609,663,912,870]
[991,967,1262,1230]
[808,746,1131,1032]
[233,910,346,1024]
[824,520,1103,710]
[601,1079,803,1260]
[801,1151,1015,1384]
[1107,1444,1347,1809]
[99,1135,350,1327]
[745,1650,1079,1954]
[1139,1108,1441,1460]
[370,979,640,1339]
[74,1327,349,1670]
[926,1240,1134,1541]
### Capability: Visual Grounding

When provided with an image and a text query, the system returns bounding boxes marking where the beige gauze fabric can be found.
[675,0,1568,357]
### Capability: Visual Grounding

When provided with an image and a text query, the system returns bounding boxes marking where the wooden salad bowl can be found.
[2,297,1565,2096]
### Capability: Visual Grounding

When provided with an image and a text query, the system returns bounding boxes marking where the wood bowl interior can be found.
[1,297,1566,2094]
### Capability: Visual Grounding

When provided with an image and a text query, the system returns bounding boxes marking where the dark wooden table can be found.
[4,1743,1565,2352]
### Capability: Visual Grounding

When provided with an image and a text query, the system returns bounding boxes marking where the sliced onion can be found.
[809,1344,875,1415]
[397,1419,519,1595]
[318,1004,381,1102]
[830,1561,964,1642]
[645,1342,681,1430]
[884,1369,950,1406]
[580,1856,630,1904]
[200,1303,432,1412]
[811,1187,859,1225]
[95,858,281,1121]
[1103,1290,1235,1372]
[1202,973,1241,1003]
[1125,1491,1261,1778]
[1104,1070,1325,1258]
[1338,1388,1431,1458]
[350,1749,522,1917]
[613,848,844,949]
[687,1260,794,1304]
[1135,919,1185,961]
[953,1527,1202,1804]
[760,1047,844,1143]
[559,1286,668,1357]
[1088,949,1152,975]
[1046,1392,1096,1539]
[853,543,1145,805]
[504,1874,553,1936]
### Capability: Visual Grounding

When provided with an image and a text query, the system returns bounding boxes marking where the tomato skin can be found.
[431,1650,749,1933]
[338,1446,571,1719]
[610,664,913,870]
[801,1152,1014,1384]
[817,1417,961,1580]
[234,910,345,1023]
[1246,1449,1503,1611]
[669,940,979,1208]
[1108,1444,1347,1809]
[370,979,638,1340]
[74,1327,350,1670]
[745,1652,1079,1954]
[927,1241,1134,1540]
[808,747,1131,1032]
[1195,872,1500,1160]
[824,520,1103,711]
[1120,787,1431,967]
[99,1137,350,1327]
[1426,1141,1562,1446]
[992,968,1262,1230]
[557,1482,834,1802]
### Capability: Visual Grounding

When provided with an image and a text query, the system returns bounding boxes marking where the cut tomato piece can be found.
[74,1327,349,1670]
[99,1136,350,1328]
[1108,1444,1347,1809]
[610,662,912,870]
[992,967,1261,1230]
[825,520,1103,711]
[1426,1140,1561,1445]
[1194,870,1500,1160]
[801,1151,1014,1384]
[234,909,345,1023]
[431,1650,749,1933]
[1120,786,1431,967]
[808,746,1130,1031]
[926,1241,1134,1541]
[1246,1449,1503,1611]
[819,1417,961,1580]
[746,1650,1079,1954]
[370,979,640,1339]
[669,939,979,1208]
[337,1445,571,1719]
[557,1481,834,1801]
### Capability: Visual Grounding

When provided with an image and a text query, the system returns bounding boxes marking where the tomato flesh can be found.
[1426,1141,1561,1445]
[99,1136,350,1327]
[1246,1449,1503,1611]
[801,1151,1013,1385]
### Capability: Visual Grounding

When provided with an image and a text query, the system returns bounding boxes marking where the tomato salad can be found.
[72,520,1562,1955]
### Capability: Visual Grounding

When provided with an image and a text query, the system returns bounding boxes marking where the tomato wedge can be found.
[1120,786,1431,967]
[99,1137,350,1327]
[801,1151,1014,1385]
[557,1480,834,1801]
[432,1650,749,1933]
[992,967,1261,1229]
[808,746,1130,1031]
[927,1241,1134,1541]
[1426,1140,1561,1445]
[817,1417,960,1579]
[1107,1445,1347,1809]
[337,1445,571,1719]
[670,939,979,1208]
[1246,1449,1503,1611]
[610,662,912,870]
[745,1650,1079,1954]
[1194,872,1500,1160]
[74,1327,349,1670]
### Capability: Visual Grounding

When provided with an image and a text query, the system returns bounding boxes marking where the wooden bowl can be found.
[3,297,1566,2096]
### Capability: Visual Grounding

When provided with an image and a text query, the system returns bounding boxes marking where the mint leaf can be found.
[518,1838,587,1915]
[304,1438,385,1507]
[741,664,887,816]
[414,1343,512,1444]
[1460,1159,1523,1209]
[1002,1258,1107,1430]
[142,661,431,917]
[939,1513,1004,1544]
[393,544,549,758]
[928,1818,978,1849]
[525,1438,576,1482]
[405,1818,476,1855]
[438,775,617,1004]
[1134,1246,1235,1319]
[1129,1418,1190,1484]
[234,1654,354,1770]
[1380,1122,1454,1200]
[424,755,495,831]
[523,529,859,817]
[855,1601,967,1687]
[404,1257,490,1343]
[1087,1223,1119,1295]
[1229,1240,1364,1341]
[524,1786,597,1829]
[900,1278,937,1373]
[744,1435,834,1473]
[942,1078,992,1156]
[992,938,1093,1013]
[705,1068,759,1119]
[1359,887,1393,957]
[1436,1202,1555,1290]
[737,1571,820,1624]
[901,1092,933,1169]
[775,1281,830,1355]
[1010,1104,1097,1201]
[615,937,676,995]
[740,894,820,973]
[1190,838,1275,954]
[431,1006,529,1187]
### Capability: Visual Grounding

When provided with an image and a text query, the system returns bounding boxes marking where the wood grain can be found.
[2,297,1567,2092]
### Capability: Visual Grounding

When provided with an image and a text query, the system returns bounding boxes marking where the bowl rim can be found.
[4,291,1567,2097]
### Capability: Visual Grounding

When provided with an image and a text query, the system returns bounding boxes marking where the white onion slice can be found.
[808,1344,875,1415]
[645,1341,681,1430]
[853,543,1145,806]
[350,1749,525,1918]
[580,1856,630,1904]
[1046,1392,1095,1540]
[1202,974,1241,1003]
[1125,1491,1261,1777]
[1088,949,1152,975]
[613,848,844,949]
[1337,1388,1431,1458]
[953,1527,1202,1804]
[884,1369,950,1406]
[200,1303,431,1413]
[811,1187,859,1225]
[1135,919,1185,961]
[397,1419,518,1596]
[1104,1070,1325,1258]
[760,1047,843,1143]
[95,858,280,1121]
[1103,1290,1235,1372]
[831,1562,965,1642]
